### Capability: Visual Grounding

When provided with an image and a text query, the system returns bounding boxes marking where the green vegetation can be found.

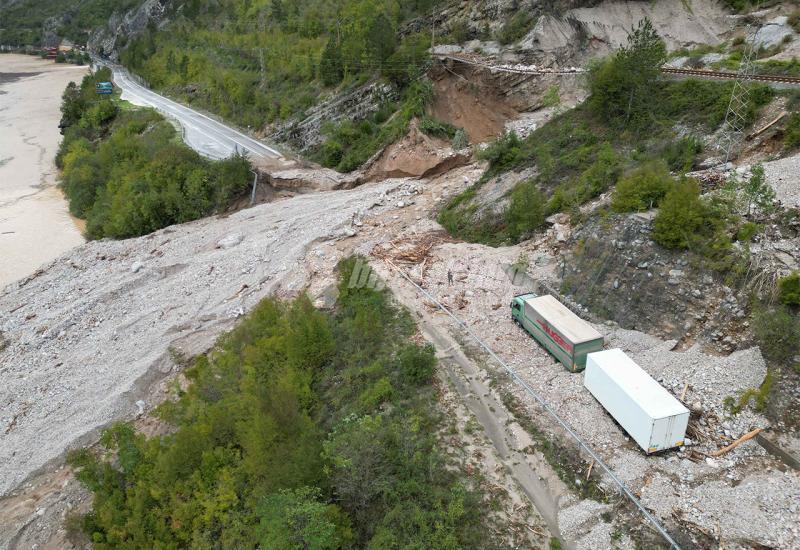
[68,258,502,548]
[495,12,537,45]
[0,0,139,46]
[438,19,771,246]
[588,18,666,132]
[117,1,441,154]
[724,369,774,413]
[57,68,251,239]
[651,179,708,249]
[778,271,800,306]
[752,303,800,364]
[611,160,674,212]
[314,81,438,172]
[785,113,800,150]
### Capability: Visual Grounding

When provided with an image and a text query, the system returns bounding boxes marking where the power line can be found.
[384,259,682,550]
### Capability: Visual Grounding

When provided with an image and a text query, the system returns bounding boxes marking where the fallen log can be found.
[710,428,763,457]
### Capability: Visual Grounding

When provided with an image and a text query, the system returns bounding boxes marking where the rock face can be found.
[88,0,171,59]
[750,16,795,50]
[269,80,399,153]
[561,213,749,349]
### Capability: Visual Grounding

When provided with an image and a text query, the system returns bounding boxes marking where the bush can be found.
[496,12,537,45]
[662,135,702,172]
[752,304,800,364]
[397,344,436,385]
[785,113,800,149]
[419,116,457,139]
[652,178,708,249]
[611,160,674,212]
[477,131,526,174]
[506,180,546,241]
[778,271,800,306]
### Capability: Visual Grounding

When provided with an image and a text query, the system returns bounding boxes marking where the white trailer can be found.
[584,349,689,454]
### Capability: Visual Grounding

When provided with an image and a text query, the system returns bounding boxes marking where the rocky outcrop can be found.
[562,212,751,350]
[88,0,171,59]
[269,80,399,153]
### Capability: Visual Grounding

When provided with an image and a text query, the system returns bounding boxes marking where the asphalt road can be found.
[105,63,282,162]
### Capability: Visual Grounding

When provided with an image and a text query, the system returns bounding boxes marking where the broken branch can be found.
[710,428,763,457]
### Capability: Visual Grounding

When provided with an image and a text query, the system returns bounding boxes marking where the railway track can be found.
[660,67,800,85]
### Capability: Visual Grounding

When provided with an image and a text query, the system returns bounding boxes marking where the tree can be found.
[166,50,177,74]
[257,488,349,550]
[179,54,189,79]
[589,18,666,129]
[505,180,545,241]
[366,13,396,65]
[319,37,344,86]
[741,164,775,216]
[652,178,707,249]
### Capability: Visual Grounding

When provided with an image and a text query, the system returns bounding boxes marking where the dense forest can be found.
[57,68,251,239]
[0,0,139,46]
[68,258,509,549]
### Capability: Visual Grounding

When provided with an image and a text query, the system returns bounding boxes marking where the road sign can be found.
[96,82,113,95]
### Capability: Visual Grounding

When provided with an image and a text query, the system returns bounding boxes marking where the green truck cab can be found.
[511,293,604,372]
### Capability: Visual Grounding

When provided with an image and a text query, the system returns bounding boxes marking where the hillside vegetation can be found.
[0,0,139,46]
[68,258,505,549]
[439,20,772,249]
[57,68,251,239]
[120,0,440,152]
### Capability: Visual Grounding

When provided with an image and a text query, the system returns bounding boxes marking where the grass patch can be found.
[724,370,774,413]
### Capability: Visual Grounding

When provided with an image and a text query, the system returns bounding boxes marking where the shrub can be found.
[652,178,707,249]
[451,128,469,150]
[752,304,800,364]
[506,180,546,241]
[397,344,436,385]
[785,113,800,149]
[477,131,526,174]
[662,135,702,172]
[496,12,537,45]
[419,116,457,139]
[611,160,674,212]
[778,271,800,306]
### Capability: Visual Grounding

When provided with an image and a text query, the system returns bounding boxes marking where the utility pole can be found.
[719,2,761,164]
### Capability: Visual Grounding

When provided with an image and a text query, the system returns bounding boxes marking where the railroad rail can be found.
[661,67,800,85]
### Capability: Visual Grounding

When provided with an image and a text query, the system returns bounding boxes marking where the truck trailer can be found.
[510,293,604,372]
[584,349,689,454]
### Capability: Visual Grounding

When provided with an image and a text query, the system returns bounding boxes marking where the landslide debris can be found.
[0,178,411,500]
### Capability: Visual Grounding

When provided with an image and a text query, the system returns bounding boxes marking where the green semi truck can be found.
[511,293,604,372]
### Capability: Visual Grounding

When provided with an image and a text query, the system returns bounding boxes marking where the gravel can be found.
[0,178,409,498]
[376,234,797,548]
[763,153,800,209]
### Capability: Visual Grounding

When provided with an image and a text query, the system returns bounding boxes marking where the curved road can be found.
[102,62,282,162]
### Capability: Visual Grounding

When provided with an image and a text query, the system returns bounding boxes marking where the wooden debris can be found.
[747,110,787,140]
[680,382,689,401]
[710,428,763,457]
[371,231,453,264]
[586,459,594,480]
